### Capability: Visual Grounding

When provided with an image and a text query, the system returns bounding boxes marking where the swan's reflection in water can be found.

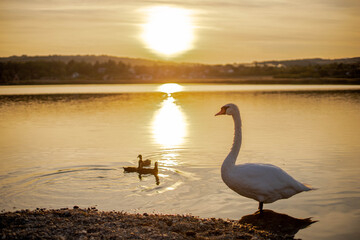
[239,210,317,237]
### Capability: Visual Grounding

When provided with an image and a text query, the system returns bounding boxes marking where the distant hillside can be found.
[0,55,176,66]
[1,55,359,67]
[1,54,359,85]
[257,57,360,67]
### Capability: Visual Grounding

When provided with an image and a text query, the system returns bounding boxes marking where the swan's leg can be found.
[258,202,263,213]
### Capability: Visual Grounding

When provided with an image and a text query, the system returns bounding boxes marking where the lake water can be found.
[1,84,360,239]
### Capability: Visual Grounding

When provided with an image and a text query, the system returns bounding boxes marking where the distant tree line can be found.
[0,59,359,84]
[0,60,131,83]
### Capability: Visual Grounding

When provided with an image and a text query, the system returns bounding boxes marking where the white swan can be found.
[215,103,314,212]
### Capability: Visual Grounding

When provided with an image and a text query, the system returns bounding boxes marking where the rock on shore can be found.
[1,207,297,239]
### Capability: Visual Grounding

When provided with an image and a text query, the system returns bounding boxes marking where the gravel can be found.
[0,207,302,240]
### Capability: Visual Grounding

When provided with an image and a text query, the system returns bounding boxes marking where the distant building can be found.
[71,72,80,78]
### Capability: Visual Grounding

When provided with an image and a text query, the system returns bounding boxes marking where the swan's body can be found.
[216,103,313,212]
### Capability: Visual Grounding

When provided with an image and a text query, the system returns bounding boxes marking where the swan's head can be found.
[137,154,142,159]
[215,103,238,116]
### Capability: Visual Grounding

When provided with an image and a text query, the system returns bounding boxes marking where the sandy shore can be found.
[0,207,307,240]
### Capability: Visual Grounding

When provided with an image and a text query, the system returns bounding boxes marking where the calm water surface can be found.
[0,84,360,239]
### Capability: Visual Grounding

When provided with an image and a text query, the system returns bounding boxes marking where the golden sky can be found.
[0,0,359,64]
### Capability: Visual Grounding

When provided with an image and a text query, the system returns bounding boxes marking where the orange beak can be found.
[215,108,226,116]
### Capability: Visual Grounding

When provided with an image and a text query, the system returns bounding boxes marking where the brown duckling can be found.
[138,162,158,175]
[138,154,151,167]
[123,160,142,173]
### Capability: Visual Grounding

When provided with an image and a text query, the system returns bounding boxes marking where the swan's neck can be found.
[222,111,242,170]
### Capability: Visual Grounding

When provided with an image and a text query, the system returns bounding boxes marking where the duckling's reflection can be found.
[138,172,160,185]
[239,209,317,237]
[138,162,160,185]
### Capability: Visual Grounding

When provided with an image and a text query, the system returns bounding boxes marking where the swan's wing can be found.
[229,163,310,203]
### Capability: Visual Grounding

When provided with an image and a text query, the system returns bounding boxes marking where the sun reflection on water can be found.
[152,96,187,148]
[158,83,183,95]
[160,152,179,166]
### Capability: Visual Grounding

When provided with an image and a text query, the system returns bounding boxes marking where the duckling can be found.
[138,154,151,167]
[138,162,158,175]
[123,160,142,173]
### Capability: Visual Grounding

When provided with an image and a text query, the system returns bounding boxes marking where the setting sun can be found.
[141,6,195,56]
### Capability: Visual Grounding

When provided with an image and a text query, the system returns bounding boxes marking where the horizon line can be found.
[0,54,359,65]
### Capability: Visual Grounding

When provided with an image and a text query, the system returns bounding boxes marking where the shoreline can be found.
[2,76,360,86]
[0,207,308,239]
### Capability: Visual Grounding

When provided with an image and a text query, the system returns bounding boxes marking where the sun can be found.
[141,6,195,56]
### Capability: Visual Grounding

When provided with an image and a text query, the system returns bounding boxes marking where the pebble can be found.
[0,207,294,240]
